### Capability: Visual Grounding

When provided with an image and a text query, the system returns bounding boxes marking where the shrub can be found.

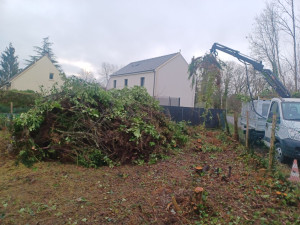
[0,90,38,113]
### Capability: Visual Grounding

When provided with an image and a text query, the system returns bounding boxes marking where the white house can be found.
[0,55,64,92]
[107,52,195,107]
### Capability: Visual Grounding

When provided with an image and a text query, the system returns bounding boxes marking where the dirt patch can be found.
[0,128,299,224]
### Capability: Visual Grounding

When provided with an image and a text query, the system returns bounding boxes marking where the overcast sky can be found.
[0,0,267,77]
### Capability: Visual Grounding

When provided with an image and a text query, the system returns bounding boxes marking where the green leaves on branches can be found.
[13,77,189,168]
[189,54,224,108]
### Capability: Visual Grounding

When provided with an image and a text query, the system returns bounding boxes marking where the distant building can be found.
[0,55,64,92]
[107,52,195,107]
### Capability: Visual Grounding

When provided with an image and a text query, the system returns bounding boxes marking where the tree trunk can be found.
[291,0,298,91]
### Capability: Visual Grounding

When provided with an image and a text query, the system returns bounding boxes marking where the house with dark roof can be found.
[0,55,64,92]
[107,52,195,107]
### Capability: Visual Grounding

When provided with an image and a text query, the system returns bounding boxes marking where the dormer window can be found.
[49,73,54,80]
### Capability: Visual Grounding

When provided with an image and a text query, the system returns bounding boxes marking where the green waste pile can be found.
[13,78,188,167]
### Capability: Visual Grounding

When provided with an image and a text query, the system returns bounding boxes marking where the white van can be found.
[240,100,271,142]
[263,98,300,162]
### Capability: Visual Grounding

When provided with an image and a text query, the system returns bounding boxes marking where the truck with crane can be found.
[210,43,300,162]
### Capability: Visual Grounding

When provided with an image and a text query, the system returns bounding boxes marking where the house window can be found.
[140,77,145,87]
[113,80,117,88]
[49,73,54,80]
[124,79,128,87]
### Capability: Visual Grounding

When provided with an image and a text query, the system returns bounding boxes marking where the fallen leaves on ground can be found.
[0,128,299,224]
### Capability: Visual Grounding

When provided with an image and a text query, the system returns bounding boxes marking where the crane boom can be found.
[210,43,291,98]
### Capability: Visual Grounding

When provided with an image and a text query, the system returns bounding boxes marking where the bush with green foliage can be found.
[0,90,38,113]
[13,77,189,167]
[292,92,300,98]
[0,90,38,129]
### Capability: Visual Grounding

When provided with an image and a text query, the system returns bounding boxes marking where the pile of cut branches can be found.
[13,78,188,167]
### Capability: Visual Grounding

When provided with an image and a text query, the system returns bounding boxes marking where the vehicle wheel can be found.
[275,143,287,163]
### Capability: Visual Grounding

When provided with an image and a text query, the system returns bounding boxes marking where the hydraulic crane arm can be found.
[210,43,291,98]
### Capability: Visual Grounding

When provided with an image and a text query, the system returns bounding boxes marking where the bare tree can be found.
[276,0,298,91]
[220,62,233,133]
[78,69,96,83]
[249,66,268,97]
[280,57,295,92]
[221,62,233,109]
[248,2,283,83]
[225,61,248,95]
[98,62,119,88]
[222,61,246,113]
[224,61,268,113]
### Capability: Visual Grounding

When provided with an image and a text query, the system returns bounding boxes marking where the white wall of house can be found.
[107,53,195,107]
[155,54,195,107]
[9,56,64,92]
[107,72,155,95]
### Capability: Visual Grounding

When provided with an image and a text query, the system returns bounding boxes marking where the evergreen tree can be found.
[0,43,19,84]
[26,37,62,71]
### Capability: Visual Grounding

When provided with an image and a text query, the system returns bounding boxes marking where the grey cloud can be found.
[0,0,266,75]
